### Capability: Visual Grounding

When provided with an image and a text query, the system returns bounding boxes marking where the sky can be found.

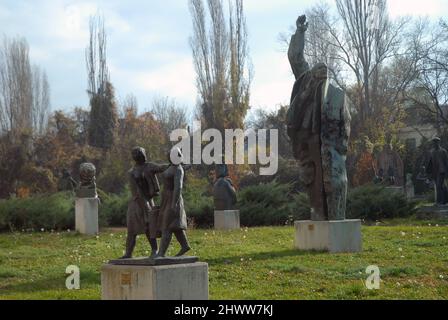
[0,0,447,117]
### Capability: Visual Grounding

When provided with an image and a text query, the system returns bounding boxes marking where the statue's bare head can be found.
[216,164,229,179]
[132,146,147,164]
[311,63,328,81]
[432,136,441,149]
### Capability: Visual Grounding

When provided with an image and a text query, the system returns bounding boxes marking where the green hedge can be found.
[346,184,417,220]
[98,188,129,227]
[0,182,417,232]
[0,192,74,232]
[238,180,310,226]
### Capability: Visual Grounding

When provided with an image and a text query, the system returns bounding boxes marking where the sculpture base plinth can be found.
[294,220,362,253]
[214,210,240,230]
[417,204,448,219]
[385,186,404,194]
[101,261,209,300]
[75,197,99,235]
[108,256,199,266]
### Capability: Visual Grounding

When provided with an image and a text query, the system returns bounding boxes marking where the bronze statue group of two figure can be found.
[120,147,191,260]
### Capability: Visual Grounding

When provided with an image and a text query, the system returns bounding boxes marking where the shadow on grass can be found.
[204,248,326,265]
[0,270,99,294]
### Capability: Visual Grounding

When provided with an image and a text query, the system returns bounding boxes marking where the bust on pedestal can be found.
[287,15,361,253]
[75,163,99,235]
[213,164,240,230]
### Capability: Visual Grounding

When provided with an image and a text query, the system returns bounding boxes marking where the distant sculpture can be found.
[405,173,415,199]
[376,143,404,186]
[120,147,169,259]
[76,163,97,198]
[287,15,351,221]
[157,148,191,257]
[213,164,237,210]
[425,137,448,205]
[58,168,78,192]
[352,136,377,186]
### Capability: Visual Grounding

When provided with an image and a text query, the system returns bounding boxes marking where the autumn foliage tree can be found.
[189,0,251,132]
[86,15,117,150]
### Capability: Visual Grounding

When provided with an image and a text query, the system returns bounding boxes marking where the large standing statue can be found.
[157,148,191,257]
[120,147,169,259]
[426,137,448,205]
[213,164,237,210]
[287,15,351,221]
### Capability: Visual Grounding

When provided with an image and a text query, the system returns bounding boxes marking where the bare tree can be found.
[150,96,188,137]
[335,0,409,120]
[280,1,408,123]
[0,37,50,139]
[31,66,50,135]
[86,14,109,98]
[404,19,448,129]
[278,2,345,88]
[119,93,138,118]
[189,0,251,131]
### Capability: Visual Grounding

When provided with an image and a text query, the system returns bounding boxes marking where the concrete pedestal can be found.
[294,220,362,253]
[75,197,99,235]
[214,210,240,230]
[101,262,209,300]
[417,204,448,219]
[385,186,405,194]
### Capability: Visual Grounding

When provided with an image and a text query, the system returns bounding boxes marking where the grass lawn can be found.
[1,220,448,300]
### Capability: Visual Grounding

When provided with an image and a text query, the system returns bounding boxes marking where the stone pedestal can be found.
[294,220,362,253]
[101,258,208,300]
[75,197,99,235]
[417,204,448,219]
[214,210,240,230]
[385,186,405,194]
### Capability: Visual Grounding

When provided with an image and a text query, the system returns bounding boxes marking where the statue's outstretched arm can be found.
[288,15,310,79]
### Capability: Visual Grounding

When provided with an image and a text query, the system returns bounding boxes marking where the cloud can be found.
[388,0,448,17]
[1,0,446,115]
[250,51,293,111]
[134,58,197,103]
[244,0,315,13]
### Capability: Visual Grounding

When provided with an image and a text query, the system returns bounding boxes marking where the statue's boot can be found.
[119,234,136,259]
[157,232,172,257]
[174,230,191,257]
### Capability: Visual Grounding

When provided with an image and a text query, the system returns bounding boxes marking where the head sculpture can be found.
[76,162,97,198]
[79,163,96,186]
[432,136,441,149]
[132,146,147,164]
[311,63,328,81]
[213,163,236,210]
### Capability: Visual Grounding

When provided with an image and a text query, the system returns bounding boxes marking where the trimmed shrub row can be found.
[0,182,417,232]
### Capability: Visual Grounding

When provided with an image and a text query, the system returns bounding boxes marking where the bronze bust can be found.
[213,164,237,211]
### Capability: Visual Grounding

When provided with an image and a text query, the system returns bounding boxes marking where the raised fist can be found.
[296,14,308,32]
